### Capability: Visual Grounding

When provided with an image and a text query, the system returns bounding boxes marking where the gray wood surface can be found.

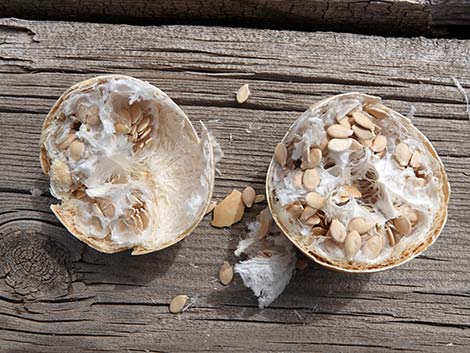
[1,0,470,37]
[0,18,470,352]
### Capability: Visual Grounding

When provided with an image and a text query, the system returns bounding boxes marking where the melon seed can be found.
[394,143,412,167]
[371,135,387,152]
[286,202,303,218]
[350,139,363,151]
[274,143,287,167]
[300,206,317,222]
[352,111,375,130]
[328,138,352,152]
[329,219,347,243]
[327,124,354,138]
[312,226,327,236]
[363,235,383,258]
[254,194,266,203]
[219,261,234,285]
[211,190,245,227]
[393,216,412,235]
[386,227,395,246]
[169,294,189,314]
[352,125,375,140]
[365,105,389,119]
[409,151,422,169]
[305,215,321,226]
[306,192,325,209]
[70,140,84,160]
[348,217,375,234]
[236,84,251,104]
[302,168,321,191]
[339,117,351,129]
[344,231,362,262]
[242,186,256,208]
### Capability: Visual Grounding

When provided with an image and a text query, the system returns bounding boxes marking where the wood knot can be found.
[0,229,72,299]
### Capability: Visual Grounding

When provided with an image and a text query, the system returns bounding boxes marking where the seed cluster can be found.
[272,100,429,264]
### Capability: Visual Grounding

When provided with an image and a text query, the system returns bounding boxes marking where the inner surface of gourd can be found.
[44,78,211,250]
[269,95,442,266]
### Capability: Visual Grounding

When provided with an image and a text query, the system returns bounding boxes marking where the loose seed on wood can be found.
[236,84,251,104]
[393,216,412,235]
[394,142,412,167]
[352,111,375,130]
[242,186,256,208]
[70,140,84,160]
[327,124,354,138]
[219,261,234,285]
[306,192,325,209]
[344,231,362,261]
[169,294,189,314]
[211,190,245,227]
[348,217,375,234]
[302,168,321,191]
[371,135,387,152]
[329,219,347,243]
[352,125,375,140]
[274,143,287,167]
[254,194,266,203]
[328,138,352,152]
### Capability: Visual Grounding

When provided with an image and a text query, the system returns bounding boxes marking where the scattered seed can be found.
[70,140,84,160]
[350,139,363,151]
[137,116,150,133]
[242,186,256,208]
[219,261,234,285]
[339,117,351,129]
[205,201,217,215]
[137,126,152,142]
[300,206,317,222]
[348,217,375,234]
[296,259,308,271]
[365,105,389,119]
[344,231,361,262]
[363,139,373,148]
[169,295,189,314]
[343,185,362,198]
[386,227,395,246]
[309,148,322,168]
[306,192,325,209]
[393,216,412,235]
[302,168,321,191]
[352,111,375,130]
[236,84,251,104]
[363,235,383,258]
[274,143,287,167]
[328,138,352,152]
[305,215,321,226]
[352,125,375,140]
[409,151,422,169]
[329,219,347,243]
[394,142,412,167]
[371,135,387,152]
[286,202,303,218]
[254,194,266,203]
[293,169,304,188]
[211,190,245,227]
[327,124,354,138]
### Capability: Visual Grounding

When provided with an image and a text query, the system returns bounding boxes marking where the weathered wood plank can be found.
[0,18,470,352]
[1,0,470,37]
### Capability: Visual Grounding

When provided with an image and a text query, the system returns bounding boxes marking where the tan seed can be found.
[99,201,115,218]
[309,148,322,168]
[286,202,303,218]
[312,226,327,236]
[350,139,363,151]
[140,210,150,229]
[352,125,375,140]
[344,231,362,262]
[371,135,387,152]
[300,206,317,222]
[302,168,321,191]
[242,186,256,208]
[305,215,321,226]
[409,151,422,169]
[58,133,76,150]
[386,227,395,246]
[352,111,375,130]
[339,117,351,129]
[348,217,375,234]
[219,261,234,285]
[114,123,129,134]
[327,124,354,138]
[343,185,362,198]
[393,216,412,235]
[306,192,325,209]
[236,84,251,104]
[274,143,287,167]
[90,216,102,231]
[293,170,304,188]
[130,104,143,124]
[363,235,383,259]
[365,105,389,119]
[137,126,152,142]
[329,219,347,243]
[254,194,265,203]
[394,143,412,167]
[86,106,100,126]
[211,190,245,227]
[319,137,328,152]
[169,295,189,314]
[363,139,373,148]
[409,210,419,224]
[205,201,217,215]
[137,116,150,133]
[328,138,352,153]
[70,140,84,160]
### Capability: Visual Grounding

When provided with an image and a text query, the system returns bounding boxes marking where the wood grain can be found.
[1,0,470,37]
[0,18,470,352]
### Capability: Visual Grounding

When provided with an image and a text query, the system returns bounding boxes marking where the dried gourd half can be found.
[40,75,215,255]
[266,92,450,272]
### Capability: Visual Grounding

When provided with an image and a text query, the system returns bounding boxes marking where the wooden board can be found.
[1,0,470,37]
[0,18,470,352]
